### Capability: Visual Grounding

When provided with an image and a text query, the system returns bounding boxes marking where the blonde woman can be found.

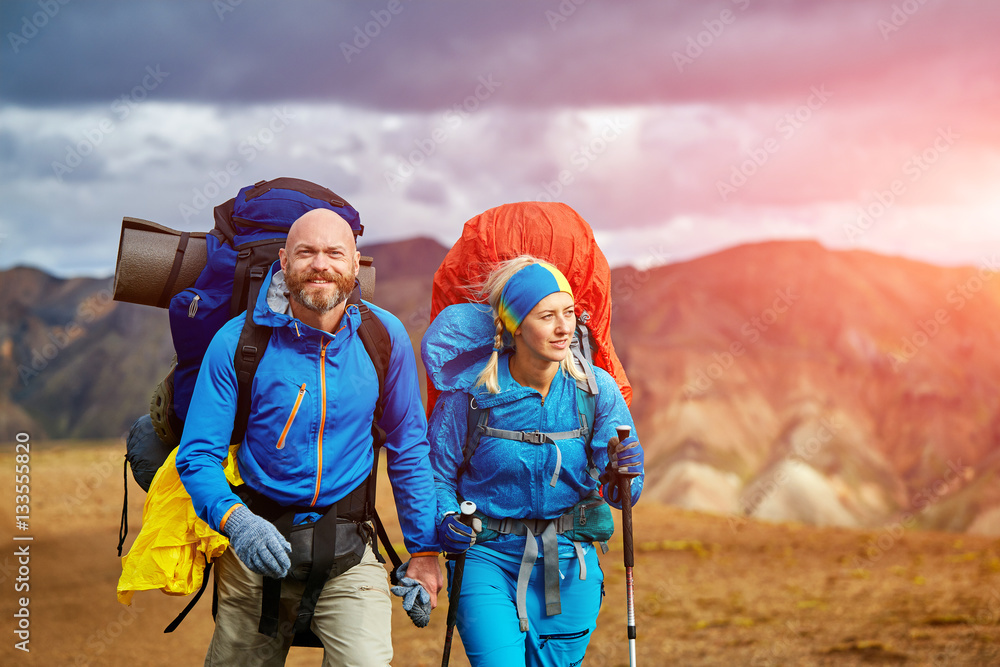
[423,256,644,666]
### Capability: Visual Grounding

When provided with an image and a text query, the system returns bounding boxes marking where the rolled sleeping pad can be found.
[112,217,376,308]
[113,217,208,309]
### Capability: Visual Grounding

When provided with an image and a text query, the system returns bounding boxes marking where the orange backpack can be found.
[427,201,631,414]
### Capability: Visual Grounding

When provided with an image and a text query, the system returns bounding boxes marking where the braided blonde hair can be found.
[474,255,588,393]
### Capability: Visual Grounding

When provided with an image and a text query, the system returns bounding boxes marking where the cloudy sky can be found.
[2,0,999,277]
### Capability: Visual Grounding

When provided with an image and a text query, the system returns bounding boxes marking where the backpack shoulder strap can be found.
[231,292,272,446]
[460,394,489,480]
[230,239,285,317]
[577,384,601,481]
[353,299,391,426]
[348,293,404,581]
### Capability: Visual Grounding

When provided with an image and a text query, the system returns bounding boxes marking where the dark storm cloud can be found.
[4,0,997,111]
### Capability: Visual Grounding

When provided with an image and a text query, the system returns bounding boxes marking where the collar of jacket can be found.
[472,352,544,409]
[252,266,361,340]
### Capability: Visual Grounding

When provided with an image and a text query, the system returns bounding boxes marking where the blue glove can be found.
[600,436,643,506]
[609,435,643,476]
[222,504,291,579]
[438,512,480,553]
[390,561,431,628]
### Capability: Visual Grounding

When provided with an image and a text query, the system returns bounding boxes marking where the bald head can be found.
[285,208,357,255]
[279,208,361,320]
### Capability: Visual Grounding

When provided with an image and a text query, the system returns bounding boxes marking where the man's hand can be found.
[401,554,444,608]
[222,504,291,579]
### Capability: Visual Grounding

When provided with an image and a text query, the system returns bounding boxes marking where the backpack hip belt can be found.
[233,477,373,639]
[473,492,612,633]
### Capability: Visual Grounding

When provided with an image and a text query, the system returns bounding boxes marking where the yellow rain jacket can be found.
[117,446,242,605]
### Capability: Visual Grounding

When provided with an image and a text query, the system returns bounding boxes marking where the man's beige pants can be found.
[205,544,393,667]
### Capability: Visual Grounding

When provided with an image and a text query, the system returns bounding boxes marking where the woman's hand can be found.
[438,512,482,553]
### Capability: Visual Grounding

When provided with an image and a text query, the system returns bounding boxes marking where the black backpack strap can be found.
[460,395,488,480]
[230,239,286,318]
[259,509,295,638]
[157,231,191,309]
[350,293,404,581]
[164,560,213,633]
[212,197,237,246]
[118,457,129,556]
[353,297,391,508]
[232,298,272,447]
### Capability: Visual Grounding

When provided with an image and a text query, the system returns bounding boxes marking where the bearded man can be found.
[177,208,443,666]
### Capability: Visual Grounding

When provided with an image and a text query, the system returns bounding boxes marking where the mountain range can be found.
[3,238,999,535]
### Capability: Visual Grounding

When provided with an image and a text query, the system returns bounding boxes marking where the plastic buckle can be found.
[523,432,545,445]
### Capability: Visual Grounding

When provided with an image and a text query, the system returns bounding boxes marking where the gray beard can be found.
[291,282,349,314]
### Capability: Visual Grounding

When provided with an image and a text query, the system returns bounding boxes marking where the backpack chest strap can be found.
[477,424,585,445]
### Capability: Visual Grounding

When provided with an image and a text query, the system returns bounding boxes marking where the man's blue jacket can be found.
[176,267,439,556]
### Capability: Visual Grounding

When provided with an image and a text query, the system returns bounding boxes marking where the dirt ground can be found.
[2,440,999,666]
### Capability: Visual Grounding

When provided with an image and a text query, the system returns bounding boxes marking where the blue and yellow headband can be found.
[498,262,574,334]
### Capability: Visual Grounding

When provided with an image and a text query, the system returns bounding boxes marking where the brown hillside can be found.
[1,441,998,666]
[610,241,1000,533]
[5,239,1000,534]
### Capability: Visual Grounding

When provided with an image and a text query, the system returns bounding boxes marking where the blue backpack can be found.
[166,177,364,427]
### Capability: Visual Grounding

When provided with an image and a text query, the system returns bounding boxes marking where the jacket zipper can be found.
[310,339,331,506]
[187,294,201,318]
[275,384,307,450]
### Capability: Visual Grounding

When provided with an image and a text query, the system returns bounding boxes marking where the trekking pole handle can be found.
[442,501,477,667]
[459,500,477,525]
[611,425,640,479]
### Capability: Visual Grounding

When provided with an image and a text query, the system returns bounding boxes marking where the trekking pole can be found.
[611,425,639,667]
[442,500,477,667]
